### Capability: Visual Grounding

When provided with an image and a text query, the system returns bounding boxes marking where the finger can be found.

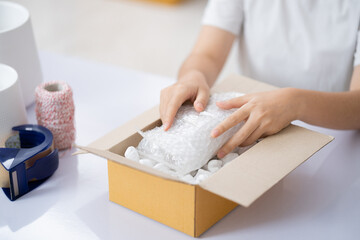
[217,114,259,158]
[163,94,189,131]
[240,126,265,146]
[211,105,250,138]
[160,90,168,125]
[160,88,174,126]
[194,87,209,112]
[216,94,250,110]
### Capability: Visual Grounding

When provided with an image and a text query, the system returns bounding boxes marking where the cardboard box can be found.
[78,75,333,237]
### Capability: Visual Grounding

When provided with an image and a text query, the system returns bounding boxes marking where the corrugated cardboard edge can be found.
[194,185,238,237]
[199,125,334,207]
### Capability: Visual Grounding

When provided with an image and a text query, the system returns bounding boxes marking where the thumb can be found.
[194,87,210,112]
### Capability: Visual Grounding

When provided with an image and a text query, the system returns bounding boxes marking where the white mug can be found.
[0,1,43,107]
[0,63,28,145]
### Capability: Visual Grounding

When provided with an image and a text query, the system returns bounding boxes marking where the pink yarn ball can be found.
[35,81,75,150]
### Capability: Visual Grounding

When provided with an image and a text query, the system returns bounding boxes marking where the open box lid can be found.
[77,75,333,207]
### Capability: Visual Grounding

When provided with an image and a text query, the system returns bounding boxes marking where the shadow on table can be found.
[0,148,79,231]
[76,192,194,240]
[202,130,360,238]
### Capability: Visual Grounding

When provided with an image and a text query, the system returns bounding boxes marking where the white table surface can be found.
[0,52,359,240]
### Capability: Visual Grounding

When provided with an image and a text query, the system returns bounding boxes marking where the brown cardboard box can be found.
[77,75,333,237]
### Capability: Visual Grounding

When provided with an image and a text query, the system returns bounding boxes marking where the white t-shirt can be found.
[202,0,360,92]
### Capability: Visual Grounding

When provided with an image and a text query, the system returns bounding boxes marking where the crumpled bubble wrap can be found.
[136,92,244,175]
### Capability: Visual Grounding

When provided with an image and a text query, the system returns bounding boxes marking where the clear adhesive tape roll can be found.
[35,81,75,150]
[0,64,28,146]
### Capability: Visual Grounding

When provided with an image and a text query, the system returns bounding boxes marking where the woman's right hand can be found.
[160,70,210,131]
[160,25,236,130]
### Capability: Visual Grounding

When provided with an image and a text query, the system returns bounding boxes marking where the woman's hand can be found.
[211,88,300,158]
[160,70,210,130]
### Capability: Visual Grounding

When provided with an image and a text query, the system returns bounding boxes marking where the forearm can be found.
[177,26,235,88]
[295,88,360,129]
[178,53,221,87]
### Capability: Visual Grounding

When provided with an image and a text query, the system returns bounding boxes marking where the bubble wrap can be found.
[137,92,244,175]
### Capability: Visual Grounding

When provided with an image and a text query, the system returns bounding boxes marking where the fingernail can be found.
[195,101,204,111]
[163,122,169,131]
[211,129,219,138]
[217,150,225,159]
[216,101,224,107]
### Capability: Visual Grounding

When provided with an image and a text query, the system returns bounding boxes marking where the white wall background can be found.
[11,0,238,81]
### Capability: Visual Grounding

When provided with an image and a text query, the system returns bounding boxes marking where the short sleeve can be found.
[354,31,360,66]
[202,0,243,36]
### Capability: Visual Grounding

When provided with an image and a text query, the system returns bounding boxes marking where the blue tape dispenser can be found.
[0,124,59,201]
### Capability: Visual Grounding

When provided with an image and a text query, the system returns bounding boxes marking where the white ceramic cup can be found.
[0,63,28,145]
[0,1,43,106]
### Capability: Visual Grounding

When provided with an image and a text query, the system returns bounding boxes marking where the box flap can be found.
[76,145,180,182]
[199,125,334,207]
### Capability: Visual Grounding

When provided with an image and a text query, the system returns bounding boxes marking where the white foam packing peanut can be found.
[153,163,176,176]
[124,146,140,162]
[181,174,196,184]
[136,92,245,175]
[221,152,239,165]
[207,159,223,172]
[194,169,212,184]
[139,158,157,167]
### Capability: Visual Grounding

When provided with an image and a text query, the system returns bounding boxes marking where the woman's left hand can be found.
[211,88,300,158]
